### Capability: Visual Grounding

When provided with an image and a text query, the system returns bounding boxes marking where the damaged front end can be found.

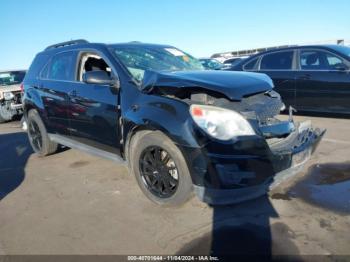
[190,91,325,204]
[141,70,325,204]
[0,88,23,123]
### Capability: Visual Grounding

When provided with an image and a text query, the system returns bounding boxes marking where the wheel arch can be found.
[123,118,198,168]
[123,124,163,166]
[121,96,201,161]
[22,89,47,124]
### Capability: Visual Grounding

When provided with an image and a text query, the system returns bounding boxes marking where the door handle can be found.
[131,104,139,112]
[68,90,77,97]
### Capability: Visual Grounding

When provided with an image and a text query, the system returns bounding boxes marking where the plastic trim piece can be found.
[48,134,126,165]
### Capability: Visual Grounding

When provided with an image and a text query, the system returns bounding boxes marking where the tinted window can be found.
[300,50,346,70]
[260,51,293,70]
[243,57,259,70]
[326,53,345,68]
[300,51,323,70]
[40,62,49,79]
[48,51,76,81]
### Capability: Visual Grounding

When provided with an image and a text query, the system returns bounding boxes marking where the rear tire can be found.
[27,109,58,156]
[129,131,193,206]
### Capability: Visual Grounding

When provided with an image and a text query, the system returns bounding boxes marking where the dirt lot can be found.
[0,115,349,258]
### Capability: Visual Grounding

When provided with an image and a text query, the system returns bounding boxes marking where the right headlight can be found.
[3,92,15,101]
[190,104,255,141]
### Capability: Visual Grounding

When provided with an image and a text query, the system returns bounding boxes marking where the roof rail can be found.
[44,39,89,51]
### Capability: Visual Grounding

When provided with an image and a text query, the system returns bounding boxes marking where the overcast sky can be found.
[1,0,349,69]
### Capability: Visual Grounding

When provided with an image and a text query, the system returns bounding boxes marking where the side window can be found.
[48,51,77,81]
[78,53,112,81]
[300,51,323,70]
[260,51,294,70]
[300,50,346,70]
[40,62,49,79]
[243,57,259,71]
[325,53,347,69]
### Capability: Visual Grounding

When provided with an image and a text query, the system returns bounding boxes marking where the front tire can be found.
[27,109,58,156]
[129,131,193,206]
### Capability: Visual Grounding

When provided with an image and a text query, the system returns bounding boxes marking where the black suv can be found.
[23,40,324,206]
[228,45,350,115]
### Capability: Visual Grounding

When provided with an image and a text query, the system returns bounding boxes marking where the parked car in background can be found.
[0,70,26,123]
[222,57,248,68]
[23,40,324,206]
[228,45,350,115]
[199,58,223,70]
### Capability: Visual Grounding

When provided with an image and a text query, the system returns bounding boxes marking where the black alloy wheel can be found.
[28,120,42,152]
[139,146,179,198]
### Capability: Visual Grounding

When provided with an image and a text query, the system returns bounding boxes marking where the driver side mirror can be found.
[83,70,120,88]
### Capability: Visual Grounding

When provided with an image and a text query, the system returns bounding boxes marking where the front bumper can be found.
[10,103,23,110]
[183,121,325,205]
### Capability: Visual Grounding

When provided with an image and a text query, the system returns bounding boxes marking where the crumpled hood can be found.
[141,70,274,100]
[0,84,21,93]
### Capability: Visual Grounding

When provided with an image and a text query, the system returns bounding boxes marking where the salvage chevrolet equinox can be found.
[23,40,325,206]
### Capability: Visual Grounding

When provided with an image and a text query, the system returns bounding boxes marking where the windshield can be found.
[113,46,204,82]
[0,71,26,86]
[330,45,350,58]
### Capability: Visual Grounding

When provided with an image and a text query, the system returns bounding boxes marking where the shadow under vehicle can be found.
[0,131,32,200]
[23,40,324,206]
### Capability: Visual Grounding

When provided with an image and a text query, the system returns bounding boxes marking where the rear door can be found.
[67,50,120,154]
[40,51,77,135]
[295,48,350,113]
[257,50,297,109]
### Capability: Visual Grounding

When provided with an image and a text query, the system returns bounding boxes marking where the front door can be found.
[296,49,350,114]
[68,52,120,153]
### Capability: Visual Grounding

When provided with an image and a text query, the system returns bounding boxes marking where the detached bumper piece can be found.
[269,121,325,188]
[194,121,325,205]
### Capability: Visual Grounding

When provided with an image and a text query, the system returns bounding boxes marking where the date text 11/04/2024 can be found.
[127,255,219,261]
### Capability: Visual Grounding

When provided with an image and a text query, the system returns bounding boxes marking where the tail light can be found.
[20,83,24,93]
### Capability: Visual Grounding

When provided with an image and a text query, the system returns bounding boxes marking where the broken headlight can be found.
[3,92,15,101]
[190,104,255,140]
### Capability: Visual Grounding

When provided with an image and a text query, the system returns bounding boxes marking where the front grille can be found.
[13,92,22,104]
[242,91,283,123]
[212,90,283,123]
